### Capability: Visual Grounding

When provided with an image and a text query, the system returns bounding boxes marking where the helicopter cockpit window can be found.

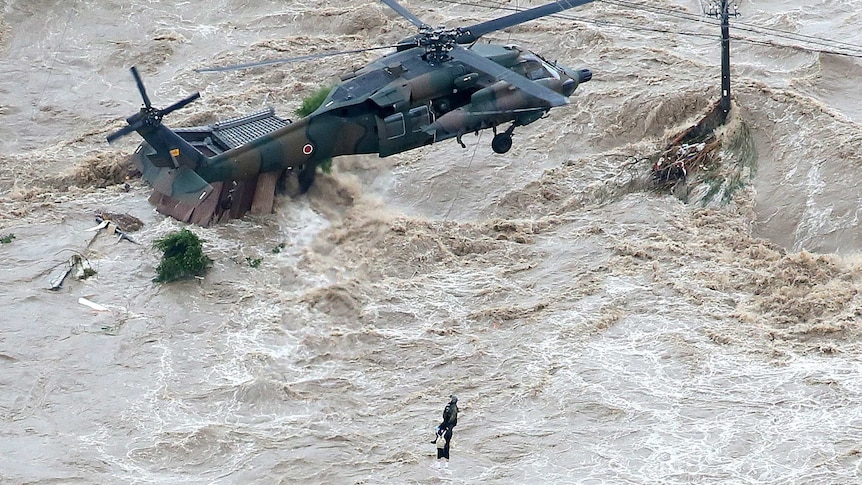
[384,113,406,139]
[526,61,551,80]
[528,66,552,80]
[512,53,561,81]
[514,60,552,81]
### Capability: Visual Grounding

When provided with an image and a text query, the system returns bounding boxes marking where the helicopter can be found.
[107,0,596,224]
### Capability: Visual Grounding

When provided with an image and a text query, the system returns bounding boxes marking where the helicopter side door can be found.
[378,104,434,157]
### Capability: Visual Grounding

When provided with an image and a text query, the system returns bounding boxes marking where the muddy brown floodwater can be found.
[1,0,861,483]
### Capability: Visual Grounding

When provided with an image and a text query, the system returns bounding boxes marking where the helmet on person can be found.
[449,394,458,403]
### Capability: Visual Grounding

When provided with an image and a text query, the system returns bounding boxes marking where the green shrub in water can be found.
[294,85,334,118]
[152,228,213,283]
[318,158,333,174]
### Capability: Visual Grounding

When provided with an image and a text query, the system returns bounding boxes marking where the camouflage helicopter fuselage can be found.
[112,0,597,205]
[193,43,590,180]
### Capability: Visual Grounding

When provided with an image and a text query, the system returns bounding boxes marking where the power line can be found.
[728,22,862,55]
[427,0,862,57]
[431,0,717,40]
[606,0,862,56]
[591,0,862,55]
[729,36,862,59]
[733,19,862,53]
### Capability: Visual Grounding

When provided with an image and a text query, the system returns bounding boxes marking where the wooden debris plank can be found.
[229,179,257,219]
[190,181,224,226]
[250,171,280,215]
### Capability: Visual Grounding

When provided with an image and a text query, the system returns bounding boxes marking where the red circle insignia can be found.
[302,143,314,155]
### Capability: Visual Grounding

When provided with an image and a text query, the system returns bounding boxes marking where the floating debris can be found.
[78,297,108,312]
[48,254,96,291]
[652,139,719,183]
[651,101,725,184]
[48,262,74,291]
[94,211,144,232]
[87,213,142,244]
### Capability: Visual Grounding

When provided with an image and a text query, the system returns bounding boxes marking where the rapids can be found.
[1,0,861,483]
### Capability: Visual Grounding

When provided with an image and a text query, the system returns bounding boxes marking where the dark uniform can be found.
[436,395,459,461]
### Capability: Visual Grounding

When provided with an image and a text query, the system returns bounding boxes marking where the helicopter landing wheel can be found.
[491,133,513,154]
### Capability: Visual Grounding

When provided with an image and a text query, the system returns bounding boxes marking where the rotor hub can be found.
[416,27,460,63]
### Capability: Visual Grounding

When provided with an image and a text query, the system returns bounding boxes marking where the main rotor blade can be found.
[130,66,152,109]
[456,0,596,44]
[195,45,403,73]
[379,0,429,29]
[449,46,567,107]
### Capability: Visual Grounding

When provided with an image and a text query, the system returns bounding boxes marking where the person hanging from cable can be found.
[433,394,459,467]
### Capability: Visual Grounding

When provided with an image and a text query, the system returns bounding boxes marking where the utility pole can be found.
[705,1,739,115]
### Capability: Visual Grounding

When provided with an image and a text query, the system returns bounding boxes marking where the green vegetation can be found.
[697,120,757,207]
[0,233,15,244]
[272,242,286,254]
[699,171,726,206]
[295,85,334,118]
[246,256,263,268]
[152,228,212,283]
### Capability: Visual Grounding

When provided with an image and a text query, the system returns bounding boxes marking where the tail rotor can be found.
[107,66,200,143]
